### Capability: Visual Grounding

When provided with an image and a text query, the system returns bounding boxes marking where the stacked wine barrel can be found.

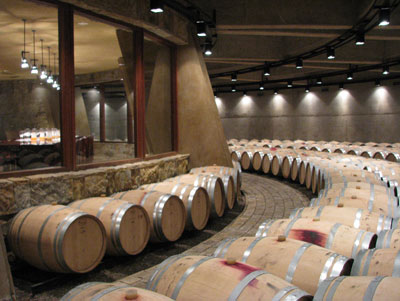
[7,164,241,275]
[217,138,400,299]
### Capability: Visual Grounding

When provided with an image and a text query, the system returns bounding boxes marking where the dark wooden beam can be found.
[58,3,76,170]
[133,29,145,158]
[99,84,106,142]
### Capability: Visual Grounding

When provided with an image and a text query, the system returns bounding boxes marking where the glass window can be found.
[74,14,135,164]
[144,38,173,156]
[0,0,61,172]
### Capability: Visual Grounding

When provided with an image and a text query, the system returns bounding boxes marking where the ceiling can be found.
[180,0,400,90]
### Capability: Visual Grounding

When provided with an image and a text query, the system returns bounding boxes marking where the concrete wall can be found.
[0,80,59,140]
[216,82,400,143]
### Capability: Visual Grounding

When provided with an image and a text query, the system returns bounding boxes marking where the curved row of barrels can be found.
[229,138,400,163]
[7,165,241,274]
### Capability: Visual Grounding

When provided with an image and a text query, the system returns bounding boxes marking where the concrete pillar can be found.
[176,28,232,168]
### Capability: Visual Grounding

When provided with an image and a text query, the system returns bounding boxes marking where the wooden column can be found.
[59,4,76,170]
[0,234,15,301]
[171,46,178,152]
[99,85,106,142]
[133,30,145,158]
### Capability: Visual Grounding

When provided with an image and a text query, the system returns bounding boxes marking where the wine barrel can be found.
[8,204,106,273]
[310,194,399,218]
[191,165,241,198]
[376,229,400,249]
[374,151,389,160]
[314,276,400,300]
[230,150,241,162]
[271,154,284,176]
[282,155,295,179]
[298,160,309,185]
[386,152,400,163]
[140,182,210,231]
[147,255,312,300]
[189,169,235,209]
[251,151,264,171]
[165,174,225,218]
[240,150,253,171]
[213,236,352,295]
[255,218,376,257]
[111,190,185,243]
[61,282,172,301]
[291,156,303,182]
[290,206,392,233]
[351,248,400,277]
[261,152,274,174]
[69,198,150,255]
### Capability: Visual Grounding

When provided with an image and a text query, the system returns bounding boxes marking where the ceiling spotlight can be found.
[231,85,236,92]
[339,83,344,90]
[327,47,335,60]
[296,58,303,69]
[382,65,389,75]
[196,21,207,37]
[287,81,293,88]
[379,8,390,26]
[274,89,278,95]
[316,78,322,85]
[204,42,212,56]
[21,19,29,69]
[347,72,353,80]
[355,32,365,46]
[231,73,237,82]
[150,0,164,13]
[305,86,310,93]
[263,64,270,76]
[375,79,381,87]
[259,83,264,90]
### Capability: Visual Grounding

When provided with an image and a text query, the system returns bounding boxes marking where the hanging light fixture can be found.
[21,19,29,69]
[263,63,270,76]
[31,30,38,74]
[259,83,264,90]
[196,21,207,37]
[150,0,164,13]
[52,53,59,89]
[287,81,293,88]
[327,47,335,60]
[305,86,310,93]
[339,83,344,90]
[375,79,381,87]
[204,39,212,56]
[347,72,353,80]
[231,73,237,82]
[296,58,303,69]
[355,32,365,45]
[231,85,236,92]
[243,91,247,96]
[46,47,53,84]
[382,65,389,75]
[316,78,322,85]
[378,8,390,26]
[274,89,278,95]
[39,39,47,80]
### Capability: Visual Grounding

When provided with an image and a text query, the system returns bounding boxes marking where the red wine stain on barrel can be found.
[289,229,327,247]
[270,147,277,151]
[221,260,261,287]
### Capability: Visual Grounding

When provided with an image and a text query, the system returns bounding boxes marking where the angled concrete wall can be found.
[176,29,232,168]
[217,82,400,143]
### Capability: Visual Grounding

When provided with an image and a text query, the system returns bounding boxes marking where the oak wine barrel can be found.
[351,248,400,277]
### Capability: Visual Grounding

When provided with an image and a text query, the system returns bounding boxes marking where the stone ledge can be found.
[0,154,190,217]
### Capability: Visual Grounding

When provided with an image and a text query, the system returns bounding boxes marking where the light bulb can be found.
[47,74,53,84]
[31,65,38,74]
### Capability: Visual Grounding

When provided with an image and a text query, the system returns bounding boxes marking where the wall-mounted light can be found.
[375,79,381,87]
[21,19,29,69]
[231,85,236,92]
[355,32,365,46]
[379,8,390,26]
[316,78,322,85]
[347,72,353,80]
[287,81,293,88]
[327,47,335,60]
[296,58,303,69]
[263,64,270,76]
[150,0,164,13]
[274,89,278,95]
[382,65,389,75]
[31,30,38,74]
[259,83,264,90]
[196,21,207,37]
[231,73,237,82]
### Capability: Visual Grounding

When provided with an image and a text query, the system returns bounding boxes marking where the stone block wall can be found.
[0,154,189,217]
